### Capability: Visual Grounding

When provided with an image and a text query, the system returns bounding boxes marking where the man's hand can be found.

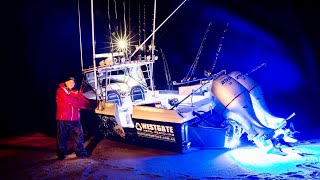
[70,90,79,97]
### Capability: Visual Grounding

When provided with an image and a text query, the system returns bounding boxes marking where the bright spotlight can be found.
[109,30,137,55]
[117,39,127,50]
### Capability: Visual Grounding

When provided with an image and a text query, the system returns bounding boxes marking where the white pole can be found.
[77,0,84,72]
[150,0,156,93]
[151,0,156,59]
[90,0,98,92]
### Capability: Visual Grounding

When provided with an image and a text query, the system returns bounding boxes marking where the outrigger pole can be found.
[77,0,84,72]
[149,0,157,93]
[90,0,98,93]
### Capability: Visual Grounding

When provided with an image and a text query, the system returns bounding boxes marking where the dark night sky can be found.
[2,0,320,137]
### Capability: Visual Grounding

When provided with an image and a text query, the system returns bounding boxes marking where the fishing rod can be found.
[160,48,172,90]
[245,62,267,76]
[209,22,229,74]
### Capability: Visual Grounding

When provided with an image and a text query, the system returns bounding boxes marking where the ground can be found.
[0,132,319,179]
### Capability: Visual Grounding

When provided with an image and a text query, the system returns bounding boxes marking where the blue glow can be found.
[158,3,309,120]
[225,138,240,149]
[227,142,320,174]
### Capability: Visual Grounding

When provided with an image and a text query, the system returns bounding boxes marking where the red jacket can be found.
[56,83,89,121]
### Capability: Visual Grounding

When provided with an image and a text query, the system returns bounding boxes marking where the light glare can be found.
[118,39,127,50]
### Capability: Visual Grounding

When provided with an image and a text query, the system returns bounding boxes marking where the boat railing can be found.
[82,58,155,74]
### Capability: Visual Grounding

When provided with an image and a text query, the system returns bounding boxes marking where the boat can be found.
[78,0,298,154]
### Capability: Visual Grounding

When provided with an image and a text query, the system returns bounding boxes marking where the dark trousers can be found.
[56,120,86,157]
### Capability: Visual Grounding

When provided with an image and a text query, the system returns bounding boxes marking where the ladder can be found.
[141,62,155,91]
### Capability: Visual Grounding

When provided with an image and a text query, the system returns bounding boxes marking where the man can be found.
[55,77,90,160]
